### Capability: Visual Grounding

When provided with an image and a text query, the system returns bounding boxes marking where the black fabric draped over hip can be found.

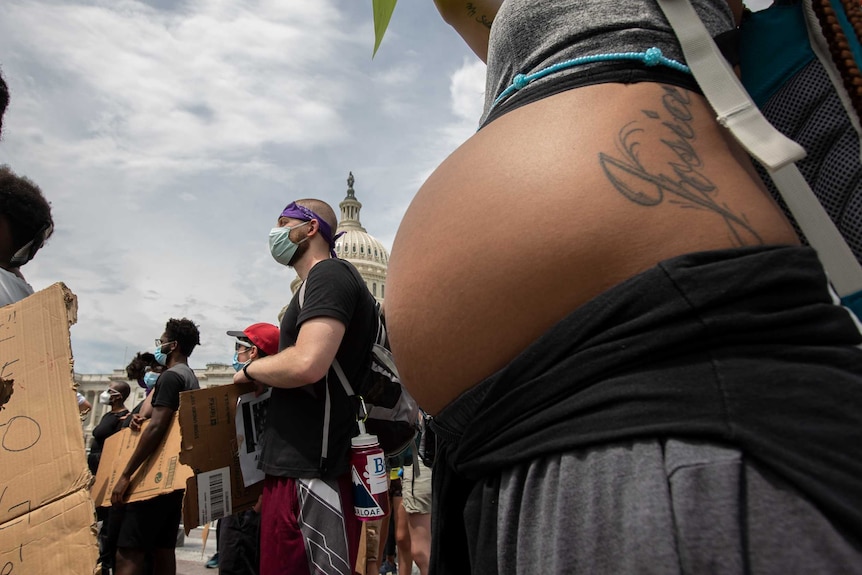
[430,246,862,573]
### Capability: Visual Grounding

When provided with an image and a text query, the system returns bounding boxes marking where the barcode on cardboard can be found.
[196,467,232,525]
[209,472,225,518]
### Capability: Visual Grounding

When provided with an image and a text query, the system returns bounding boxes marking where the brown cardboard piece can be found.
[0,488,97,574]
[90,412,194,508]
[178,383,263,533]
[0,283,98,572]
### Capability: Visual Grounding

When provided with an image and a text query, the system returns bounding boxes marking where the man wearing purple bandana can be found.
[234,198,376,575]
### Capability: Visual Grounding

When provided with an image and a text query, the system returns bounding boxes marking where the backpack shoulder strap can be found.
[655,0,862,301]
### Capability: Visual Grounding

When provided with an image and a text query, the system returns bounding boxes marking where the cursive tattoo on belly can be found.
[598,85,762,246]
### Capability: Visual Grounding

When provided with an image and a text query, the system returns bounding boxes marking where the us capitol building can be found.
[76,173,390,441]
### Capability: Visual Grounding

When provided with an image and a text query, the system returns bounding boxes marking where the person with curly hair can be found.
[0,165,53,306]
[111,318,201,575]
[0,68,8,139]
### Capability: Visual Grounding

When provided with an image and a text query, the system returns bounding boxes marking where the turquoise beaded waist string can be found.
[490,47,691,110]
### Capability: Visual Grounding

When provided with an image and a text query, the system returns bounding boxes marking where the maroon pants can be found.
[260,474,360,575]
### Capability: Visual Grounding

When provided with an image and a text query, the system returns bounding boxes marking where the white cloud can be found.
[0,0,483,373]
[450,58,487,122]
[2,0,352,175]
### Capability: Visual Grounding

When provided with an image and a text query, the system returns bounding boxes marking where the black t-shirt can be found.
[88,409,129,474]
[260,258,377,478]
[151,363,200,411]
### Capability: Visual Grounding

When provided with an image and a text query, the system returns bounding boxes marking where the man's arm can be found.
[234,316,345,389]
[139,389,155,418]
[110,405,173,505]
[433,0,503,63]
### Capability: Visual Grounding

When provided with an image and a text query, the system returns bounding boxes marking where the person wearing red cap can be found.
[227,323,280,368]
[204,323,279,574]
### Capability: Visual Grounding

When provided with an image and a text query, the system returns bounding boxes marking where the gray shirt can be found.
[480,0,734,126]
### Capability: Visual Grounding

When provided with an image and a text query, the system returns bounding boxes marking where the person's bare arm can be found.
[234,316,346,389]
[433,0,503,62]
[139,389,155,419]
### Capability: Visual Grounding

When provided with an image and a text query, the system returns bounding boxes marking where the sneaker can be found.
[379,560,397,575]
[205,552,219,569]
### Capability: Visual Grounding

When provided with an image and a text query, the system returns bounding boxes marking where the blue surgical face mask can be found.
[143,371,160,389]
[154,346,168,366]
[232,352,247,373]
[269,221,311,267]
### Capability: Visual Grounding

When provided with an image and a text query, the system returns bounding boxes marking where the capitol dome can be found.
[334,172,389,301]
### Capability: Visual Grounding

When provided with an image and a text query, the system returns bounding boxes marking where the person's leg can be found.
[664,439,862,573]
[216,514,242,574]
[407,513,431,575]
[377,514,389,568]
[260,476,309,575]
[113,499,151,575]
[114,547,145,575]
[151,548,177,575]
[136,491,183,575]
[364,519,382,575]
[393,496,412,574]
[96,506,112,574]
[403,462,433,575]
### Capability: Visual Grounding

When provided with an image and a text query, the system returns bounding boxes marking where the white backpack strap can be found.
[656,0,862,299]
[332,359,355,397]
[298,280,307,308]
[320,372,331,468]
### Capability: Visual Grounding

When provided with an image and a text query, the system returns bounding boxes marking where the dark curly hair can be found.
[0,69,8,139]
[125,351,158,380]
[165,317,201,357]
[0,165,53,261]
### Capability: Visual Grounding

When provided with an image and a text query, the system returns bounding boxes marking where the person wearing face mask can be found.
[0,165,53,307]
[89,381,132,474]
[119,352,163,431]
[233,199,376,575]
[227,323,280,375]
[204,323,278,574]
[88,380,131,575]
[111,318,201,575]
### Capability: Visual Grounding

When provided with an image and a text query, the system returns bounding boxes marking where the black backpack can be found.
[299,276,420,460]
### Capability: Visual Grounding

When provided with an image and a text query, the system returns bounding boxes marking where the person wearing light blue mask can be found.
[269,220,312,267]
[227,323,280,372]
[268,201,344,268]
[153,338,176,366]
[204,322,279,573]
[143,367,160,389]
[112,318,201,575]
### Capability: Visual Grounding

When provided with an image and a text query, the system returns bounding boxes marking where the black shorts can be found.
[115,491,184,550]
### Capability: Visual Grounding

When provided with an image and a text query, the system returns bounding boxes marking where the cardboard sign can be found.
[178,383,264,533]
[0,283,98,571]
[90,412,194,508]
[0,489,96,574]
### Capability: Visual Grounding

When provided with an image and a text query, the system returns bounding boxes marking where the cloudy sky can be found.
[0,0,486,374]
[1,0,772,375]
